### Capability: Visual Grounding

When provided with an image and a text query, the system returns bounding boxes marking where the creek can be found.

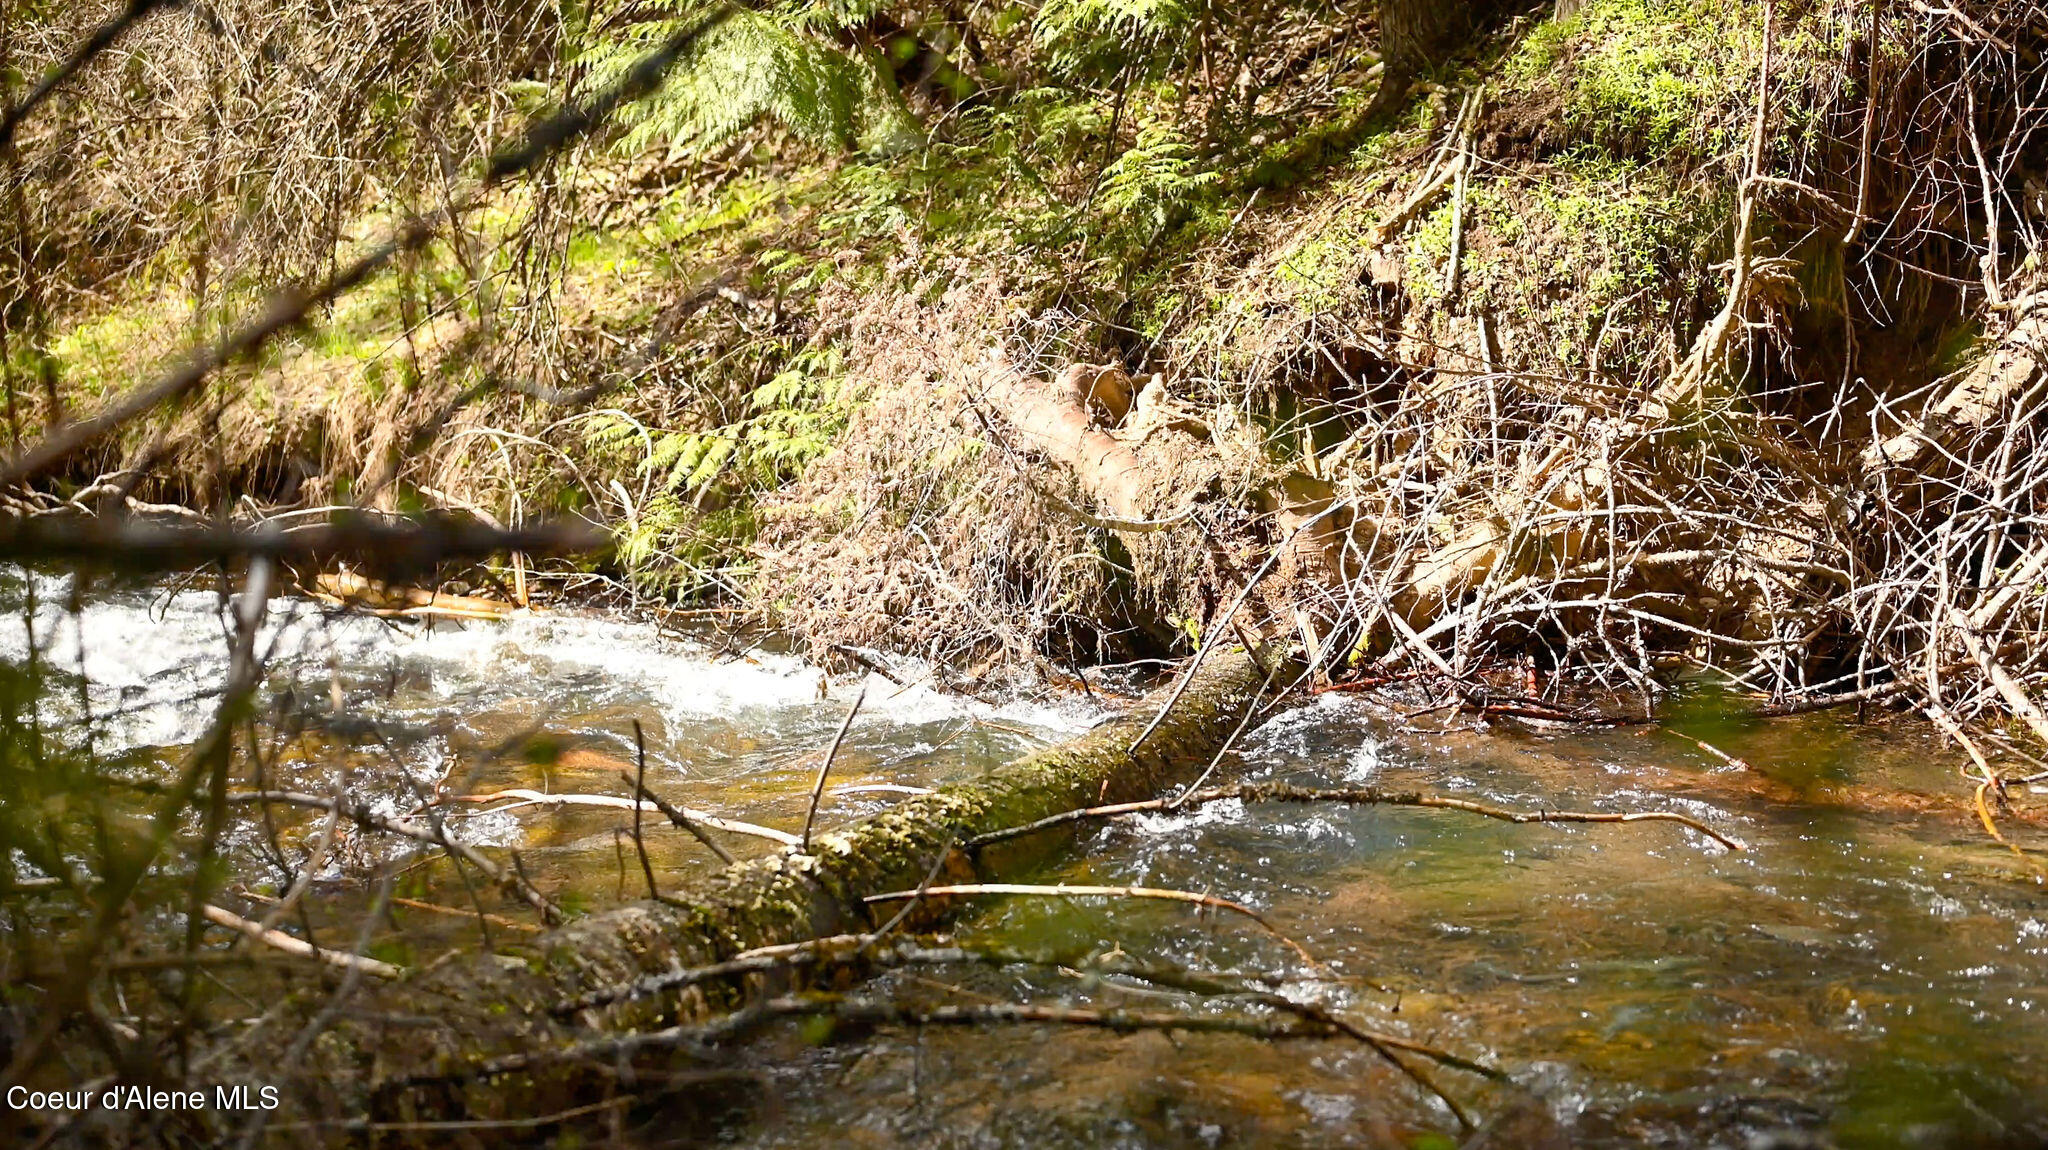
[5,572,2047,1148]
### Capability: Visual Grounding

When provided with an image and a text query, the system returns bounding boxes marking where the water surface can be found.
[8,576,2047,1148]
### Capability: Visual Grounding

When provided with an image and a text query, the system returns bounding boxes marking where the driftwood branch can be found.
[201,904,401,980]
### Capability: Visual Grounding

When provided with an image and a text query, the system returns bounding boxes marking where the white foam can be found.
[837,669,1106,734]
[0,575,396,746]
[373,611,831,717]
[0,572,1111,752]
[1129,797,1247,836]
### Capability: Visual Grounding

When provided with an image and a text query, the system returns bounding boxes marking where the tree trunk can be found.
[1371,0,1478,117]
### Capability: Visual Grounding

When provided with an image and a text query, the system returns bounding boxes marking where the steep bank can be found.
[8,1,2041,734]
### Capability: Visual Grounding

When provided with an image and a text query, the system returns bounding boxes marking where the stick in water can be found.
[966,782,1747,852]
[631,722,662,900]
[803,686,867,853]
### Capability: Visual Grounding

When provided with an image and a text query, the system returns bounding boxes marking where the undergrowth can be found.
[8,0,1988,679]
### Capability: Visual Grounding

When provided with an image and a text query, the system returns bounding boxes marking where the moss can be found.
[1274,224,1371,315]
[47,288,188,401]
[1932,320,1988,378]
[1506,0,1773,161]
[1436,157,1722,380]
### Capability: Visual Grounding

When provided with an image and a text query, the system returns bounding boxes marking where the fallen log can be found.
[262,642,1288,1121]
[311,570,519,620]
[1861,307,2046,474]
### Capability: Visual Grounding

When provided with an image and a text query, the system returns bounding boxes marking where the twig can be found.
[254,774,346,935]
[1371,90,1477,247]
[1442,91,1478,297]
[388,897,541,934]
[803,686,866,853]
[1656,0,1777,407]
[631,722,661,901]
[1843,0,1880,242]
[1924,704,1993,777]
[553,934,878,1015]
[1669,731,1752,771]
[864,833,964,949]
[1170,656,1285,806]
[556,828,980,1014]
[615,773,739,864]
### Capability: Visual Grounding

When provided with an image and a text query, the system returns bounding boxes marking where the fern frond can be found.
[581,2,919,154]
[1097,123,1219,239]
[1033,0,1195,76]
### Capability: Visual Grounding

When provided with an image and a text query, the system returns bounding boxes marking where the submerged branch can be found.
[964,781,1747,852]
[863,882,1326,970]
[200,904,401,980]
[459,787,796,848]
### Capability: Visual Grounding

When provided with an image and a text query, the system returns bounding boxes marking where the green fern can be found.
[1034,0,1195,78]
[581,2,920,154]
[1096,123,1219,241]
[588,346,852,597]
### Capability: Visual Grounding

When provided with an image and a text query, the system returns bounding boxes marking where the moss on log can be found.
[301,644,1284,1116]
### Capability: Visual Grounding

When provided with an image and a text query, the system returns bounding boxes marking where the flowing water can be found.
[8,572,2048,1148]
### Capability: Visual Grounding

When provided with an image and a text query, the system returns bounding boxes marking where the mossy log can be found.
[293,643,1284,1118]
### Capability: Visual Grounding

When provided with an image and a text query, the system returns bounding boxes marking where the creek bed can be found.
[5,574,2047,1147]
